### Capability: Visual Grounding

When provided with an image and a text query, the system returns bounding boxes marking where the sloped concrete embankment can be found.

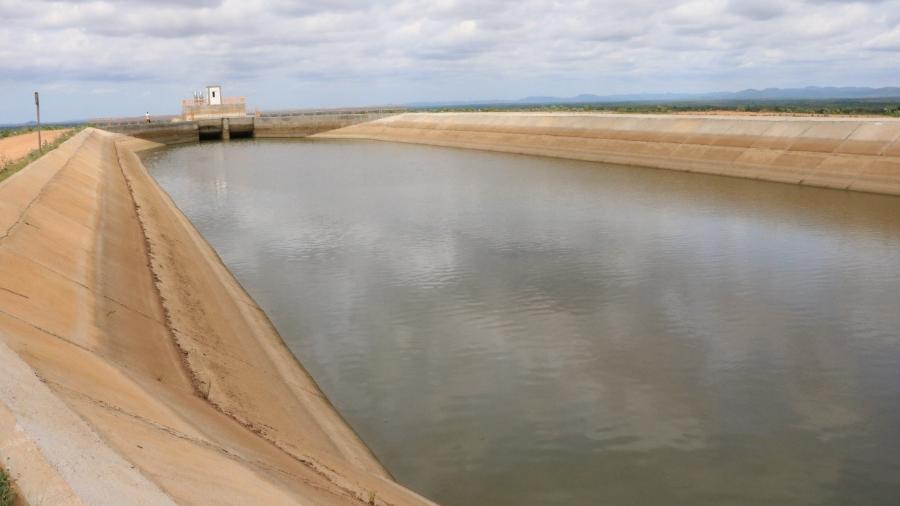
[254,111,403,138]
[0,128,434,505]
[316,112,900,195]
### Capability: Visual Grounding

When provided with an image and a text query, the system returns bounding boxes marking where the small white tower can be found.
[207,85,222,106]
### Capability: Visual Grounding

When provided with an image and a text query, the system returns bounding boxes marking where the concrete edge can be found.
[0,337,175,506]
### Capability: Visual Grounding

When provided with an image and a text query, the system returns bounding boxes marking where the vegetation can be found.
[0,124,72,139]
[417,98,900,117]
[0,126,85,184]
[0,465,14,506]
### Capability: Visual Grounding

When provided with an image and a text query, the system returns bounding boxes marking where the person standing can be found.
[145,111,151,123]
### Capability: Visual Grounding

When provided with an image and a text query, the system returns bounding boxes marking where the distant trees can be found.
[420,99,900,117]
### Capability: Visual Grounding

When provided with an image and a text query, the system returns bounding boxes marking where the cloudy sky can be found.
[1,0,899,122]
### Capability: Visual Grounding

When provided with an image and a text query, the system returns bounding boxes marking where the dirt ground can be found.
[0,130,70,165]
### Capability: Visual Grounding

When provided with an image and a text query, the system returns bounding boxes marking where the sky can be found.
[1,0,899,123]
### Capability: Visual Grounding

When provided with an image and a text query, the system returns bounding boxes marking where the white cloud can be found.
[0,0,898,122]
[866,25,900,50]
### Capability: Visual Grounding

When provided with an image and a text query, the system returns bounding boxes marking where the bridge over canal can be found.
[93,107,406,144]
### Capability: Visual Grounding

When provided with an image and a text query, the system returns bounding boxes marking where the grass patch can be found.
[0,465,14,506]
[0,126,84,185]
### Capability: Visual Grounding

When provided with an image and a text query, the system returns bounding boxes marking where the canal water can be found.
[143,139,900,506]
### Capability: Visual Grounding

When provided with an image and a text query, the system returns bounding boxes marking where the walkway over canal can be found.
[95,108,406,144]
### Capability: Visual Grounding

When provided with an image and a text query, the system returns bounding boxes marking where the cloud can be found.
[0,0,897,121]
[866,26,900,50]
[727,0,788,20]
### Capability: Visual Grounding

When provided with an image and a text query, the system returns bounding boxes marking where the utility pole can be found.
[34,92,42,153]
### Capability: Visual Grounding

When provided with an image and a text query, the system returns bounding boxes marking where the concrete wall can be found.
[100,121,199,144]
[317,112,900,196]
[101,111,402,143]
[254,111,404,138]
[0,129,434,506]
[183,103,246,119]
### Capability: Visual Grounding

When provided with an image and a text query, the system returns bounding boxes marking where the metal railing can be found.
[89,105,406,127]
[258,106,407,118]
[89,115,181,128]
[182,100,248,120]
[181,96,246,108]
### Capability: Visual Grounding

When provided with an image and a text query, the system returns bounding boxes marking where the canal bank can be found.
[144,137,900,506]
[0,128,434,505]
[3,111,900,504]
[316,112,900,196]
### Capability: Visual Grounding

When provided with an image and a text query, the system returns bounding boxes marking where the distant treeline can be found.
[416,98,900,117]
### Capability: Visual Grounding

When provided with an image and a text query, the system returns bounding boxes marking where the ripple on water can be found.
[144,139,900,506]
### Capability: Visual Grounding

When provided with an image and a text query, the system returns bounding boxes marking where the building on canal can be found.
[181,85,246,120]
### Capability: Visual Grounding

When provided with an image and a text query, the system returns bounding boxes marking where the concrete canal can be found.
[144,138,900,506]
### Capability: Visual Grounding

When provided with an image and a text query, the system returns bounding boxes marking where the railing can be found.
[90,105,405,127]
[258,106,407,118]
[181,97,245,107]
[89,115,180,127]
[182,99,248,120]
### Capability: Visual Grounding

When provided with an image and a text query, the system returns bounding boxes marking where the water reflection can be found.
[144,139,900,506]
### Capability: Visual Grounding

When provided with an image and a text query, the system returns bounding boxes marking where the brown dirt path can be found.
[0,130,71,165]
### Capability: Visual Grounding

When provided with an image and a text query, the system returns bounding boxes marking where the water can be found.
[143,139,900,505]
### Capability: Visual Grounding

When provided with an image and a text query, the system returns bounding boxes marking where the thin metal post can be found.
[34,92,42,153]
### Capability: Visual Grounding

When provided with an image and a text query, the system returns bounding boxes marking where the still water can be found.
[144,139,900,505]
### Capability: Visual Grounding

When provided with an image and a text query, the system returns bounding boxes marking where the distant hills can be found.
[0,121,38,129]
[408,86,900,108]
[4,86,898,126]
